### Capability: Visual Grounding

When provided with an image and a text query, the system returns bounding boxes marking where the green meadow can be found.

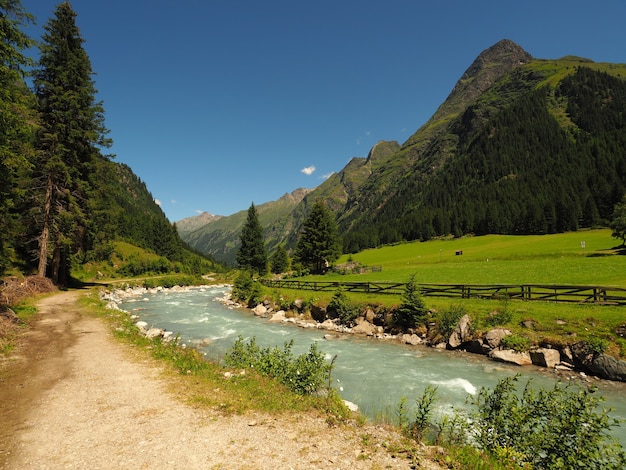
[328,229,625,287]
[270,229,625,356]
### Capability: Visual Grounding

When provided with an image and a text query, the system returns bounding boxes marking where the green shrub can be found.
[500,334,531,352]
[392,274,428,329]
[587,336,609,354]
[437,304,467,337]
[328,288,359,325]
[223,336,331,395]
[232,271,263,307]
[469,375,626,469]
[396,385,438,442]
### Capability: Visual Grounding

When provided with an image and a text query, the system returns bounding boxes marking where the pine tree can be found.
[32,2,111,284]
[610,195,626,246]
[270,244,289,274]
[294,201,341,274]
[236,203,267,275]
[0,0,36,275]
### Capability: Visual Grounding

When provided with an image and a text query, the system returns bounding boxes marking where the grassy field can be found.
[326,229,625,286]
[266,229,626,357]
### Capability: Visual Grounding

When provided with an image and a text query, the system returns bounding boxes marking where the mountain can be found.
[180,188,311,265]
[176,212,223,236]
[179,39,626,262]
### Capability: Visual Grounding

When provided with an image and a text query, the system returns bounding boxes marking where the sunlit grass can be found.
[317,230,624,286]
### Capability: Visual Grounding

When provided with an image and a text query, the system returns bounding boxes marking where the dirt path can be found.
[0,290,438,469]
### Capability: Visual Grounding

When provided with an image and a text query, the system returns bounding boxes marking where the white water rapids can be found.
[119,285,626,446]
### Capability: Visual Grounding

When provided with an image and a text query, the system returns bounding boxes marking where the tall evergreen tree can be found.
[32,2,111,284]
[0,0,36,275]
[294,201,341,274]
[270,244,289,274]
[236,203,267,275]
[610,195,626,247]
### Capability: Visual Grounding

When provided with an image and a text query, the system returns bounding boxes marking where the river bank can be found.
[1,288,441,469]
[102,283,625,385]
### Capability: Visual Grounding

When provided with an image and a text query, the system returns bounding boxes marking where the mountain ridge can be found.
[178,39,626,263]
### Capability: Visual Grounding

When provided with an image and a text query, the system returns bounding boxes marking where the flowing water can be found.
[120,286,626,446]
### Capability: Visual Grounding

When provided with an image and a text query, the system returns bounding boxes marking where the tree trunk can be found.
[37,174,54,278]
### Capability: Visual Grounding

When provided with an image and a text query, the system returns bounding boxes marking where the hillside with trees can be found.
[180,40,626,262]
[0,2,221,285]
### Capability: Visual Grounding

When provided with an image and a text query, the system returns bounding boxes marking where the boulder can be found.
[448,314,472,349]
[400,333,422,346]
[310,305,327,322]
[570,341,626,382]
[464,339,489,355]
[135,320,148,332]
[484,328,511,349]
[488,349,532,366]
[530,348,561,369]
[352,320,376,336]
[364,308,376,324]
[268,310,286,322]
[252,304,267,316]
[319,319,340,332]
[587,354,626,382]
[145,327,164,339]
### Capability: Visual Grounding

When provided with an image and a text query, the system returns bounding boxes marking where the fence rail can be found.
[259,279,626,305]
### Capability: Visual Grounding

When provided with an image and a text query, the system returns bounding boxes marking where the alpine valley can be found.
[177,39,626,265]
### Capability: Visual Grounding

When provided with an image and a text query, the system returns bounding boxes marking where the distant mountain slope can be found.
[180,39,626,261]
[176,212,222,236]
[180,188,311,265]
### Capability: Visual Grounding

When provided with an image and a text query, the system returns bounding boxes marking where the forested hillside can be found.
[0,2,220,285]
[180,40,626,261]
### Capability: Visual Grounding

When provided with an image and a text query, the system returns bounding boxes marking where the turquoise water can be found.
[120,286,626,446]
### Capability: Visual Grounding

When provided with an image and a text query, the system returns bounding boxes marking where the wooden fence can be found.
[260,279,626,305]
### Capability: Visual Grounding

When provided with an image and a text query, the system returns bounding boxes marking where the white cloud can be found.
[171,199,177,204]
[195,209,203,214]
[322,172,334,180]
[301,165,316,175]
[154,198,162,206]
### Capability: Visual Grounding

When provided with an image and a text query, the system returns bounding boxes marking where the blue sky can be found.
[23,1,626,221]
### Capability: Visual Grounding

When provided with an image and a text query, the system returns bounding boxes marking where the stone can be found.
[252,304,267,316]
[488,349,532,366]
[135,320,148,332]
[400,333,422,346]
[464,339,489,355]
[320,319,340,332]
[145,327,164,339]
[448,314,472,349]
[484,328,511,349]
[571,341,626,382]
[268,310,286,322]
[530,348,561,369]
[344,400,359,412]
[364,308,376,323]
[352,320,376,336]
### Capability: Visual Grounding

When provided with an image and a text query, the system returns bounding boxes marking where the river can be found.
[119,285,626,446]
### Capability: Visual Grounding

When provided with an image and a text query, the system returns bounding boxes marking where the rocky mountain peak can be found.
[461,39,532,81]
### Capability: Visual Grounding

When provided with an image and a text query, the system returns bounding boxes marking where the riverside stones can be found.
[400,333,422,346]
[484,328,511,349]
[352,319,376,336]
[488,349,533,366]
[448,314,472,349]
[529,348,561,369]
[570,341,626,382]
